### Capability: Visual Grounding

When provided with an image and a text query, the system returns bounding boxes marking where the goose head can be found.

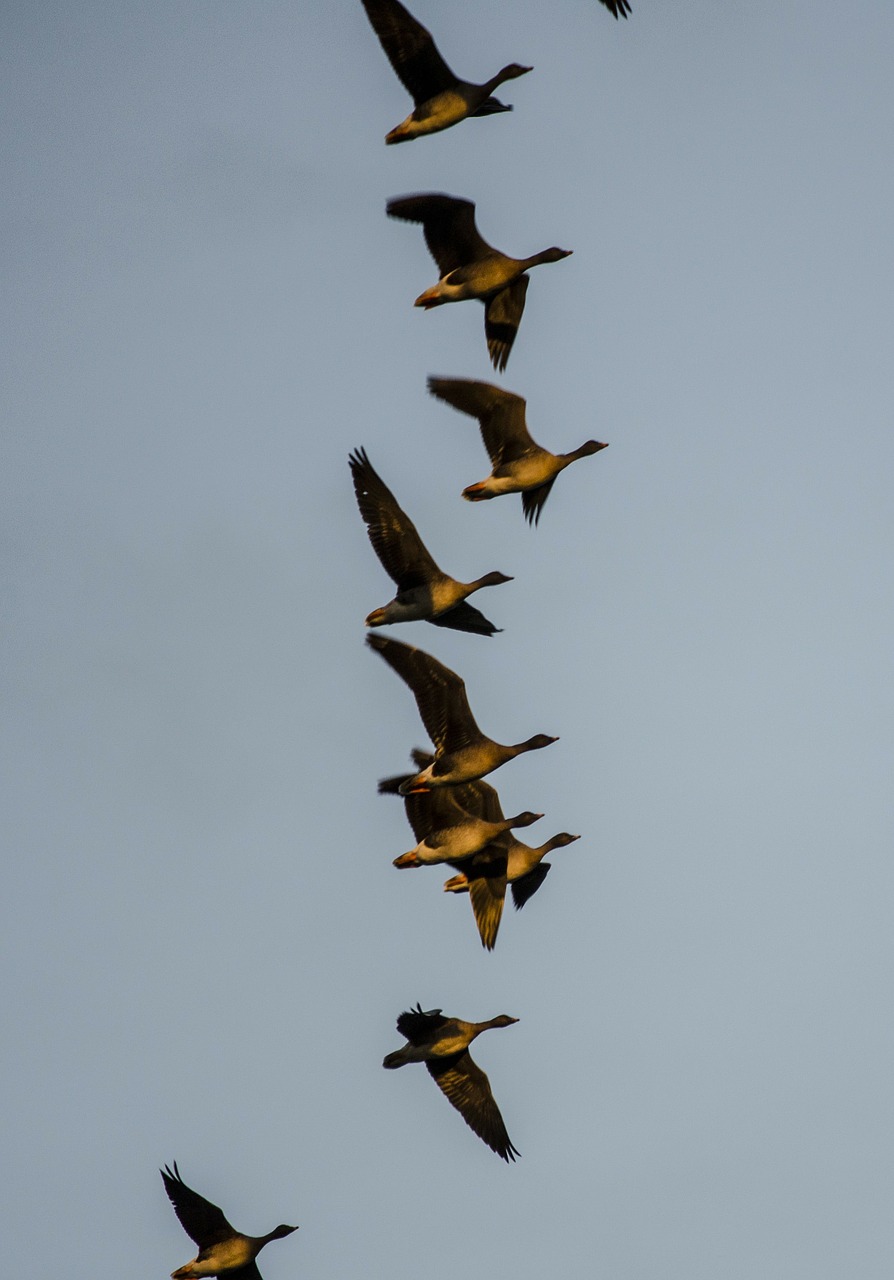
[496,62,534,83]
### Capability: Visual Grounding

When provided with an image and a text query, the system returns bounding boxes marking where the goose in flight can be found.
[395,748,541,869]
[367,632,557,794]
[160,1163,297,1280]
[387,193,572,372]
[383,1003,521,1160]
[349,447,511,636]
[428,376,608,526]
[360,0,531,144]
[445,831,581,913]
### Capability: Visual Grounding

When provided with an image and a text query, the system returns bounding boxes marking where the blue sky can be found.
[4,2,894,1277]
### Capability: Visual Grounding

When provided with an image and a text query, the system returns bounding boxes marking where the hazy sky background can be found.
[4,2,894,1277]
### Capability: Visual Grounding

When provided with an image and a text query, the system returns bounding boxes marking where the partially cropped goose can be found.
[387,193,572,372]
[428,376,608,526]
[349,447,511,636]
[360,0,531,144]
[160,1163,297,1280]
[445,831,581,911]
[395,749,541,868]
[600,0,632,17]
[384,1003,520,1160]
[367,632,557,793]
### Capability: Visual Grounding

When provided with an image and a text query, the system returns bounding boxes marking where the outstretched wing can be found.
[360,0,457,105]
[520,480,557,527]
[599,0,632,18]
[429,599,501,637]
[427,1051,520,1161]
[367,633,482,752]
[484,276,529,372]
[511,862,551,910]
[349,448,440,590]
[387,193,493,276]
[396,1003,447,1043]
[461,844,509,950]
[403,783,475,843]
[427,377,534,469]
[160,1163,236,1249]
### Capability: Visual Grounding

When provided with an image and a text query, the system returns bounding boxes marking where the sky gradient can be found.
[4,2,894,1277]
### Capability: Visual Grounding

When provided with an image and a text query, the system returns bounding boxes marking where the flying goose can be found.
[360,0,532,144]
[387,193,572,372]
[445,831,581,911]
[349,447,511,636]
[383,1003,520,1160]
[160,1163,297,1280]
[395,749,541,868]
[428,376,608,526]
[367,632,557,793]
[599,0,632,16]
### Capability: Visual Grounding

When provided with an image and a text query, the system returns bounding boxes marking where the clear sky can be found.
[4,2,894,1277]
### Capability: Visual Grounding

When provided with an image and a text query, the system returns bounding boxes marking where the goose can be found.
[384,1003,520,1160]
[349,447,511,636]
[387,193,572,372]
[395,749,541,868]
[160,1163,297,1280]
[428,376,608,526]
[599,0,632,16]
[445,831,581,911]
[367,632,557,793]
[360,0,532,144]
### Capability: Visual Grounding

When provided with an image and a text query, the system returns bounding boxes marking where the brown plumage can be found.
[383,1004,520,1160]
[428,376,608,526]
[160,1163,297,1280]
[360,0,532,144]
[349,447,511,635]
[387,193,571,372]
[367,632,558,793]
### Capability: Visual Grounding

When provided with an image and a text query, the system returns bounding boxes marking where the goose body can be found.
[445,831,581,911]
[360,0,531,144]
[396,762,541,867]
[367,632,557,793]
[349,447,511,636]
[387,193,571,371]
[383,1003,520,1160]
[161,1163,297,1280]
[428,376,608,526]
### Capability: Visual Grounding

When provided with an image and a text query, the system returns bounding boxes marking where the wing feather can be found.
[349,448,440,589]
[427,1051,519,1161]
[360,0,457,104]
[160,1164,235,1249]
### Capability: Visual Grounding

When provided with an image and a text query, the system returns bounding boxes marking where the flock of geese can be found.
[161,0,627,1275]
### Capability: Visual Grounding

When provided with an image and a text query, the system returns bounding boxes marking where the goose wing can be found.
[521,480,557,527]
[160,1164,236,1248]
[360,0,457,105]
[367,633,483,752]
[427,1050,519,1161]
[387,193,493,276]
[428,599,502,637]
[484,276,529,372]
[404,783,476,843]
[397,1003,448,1043]
[427,377,535,469]
[458,843,509,950]
[227,1268,262,1280]
[600,0,632,17]
[349,448,440,590]
[511,862,551,909]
